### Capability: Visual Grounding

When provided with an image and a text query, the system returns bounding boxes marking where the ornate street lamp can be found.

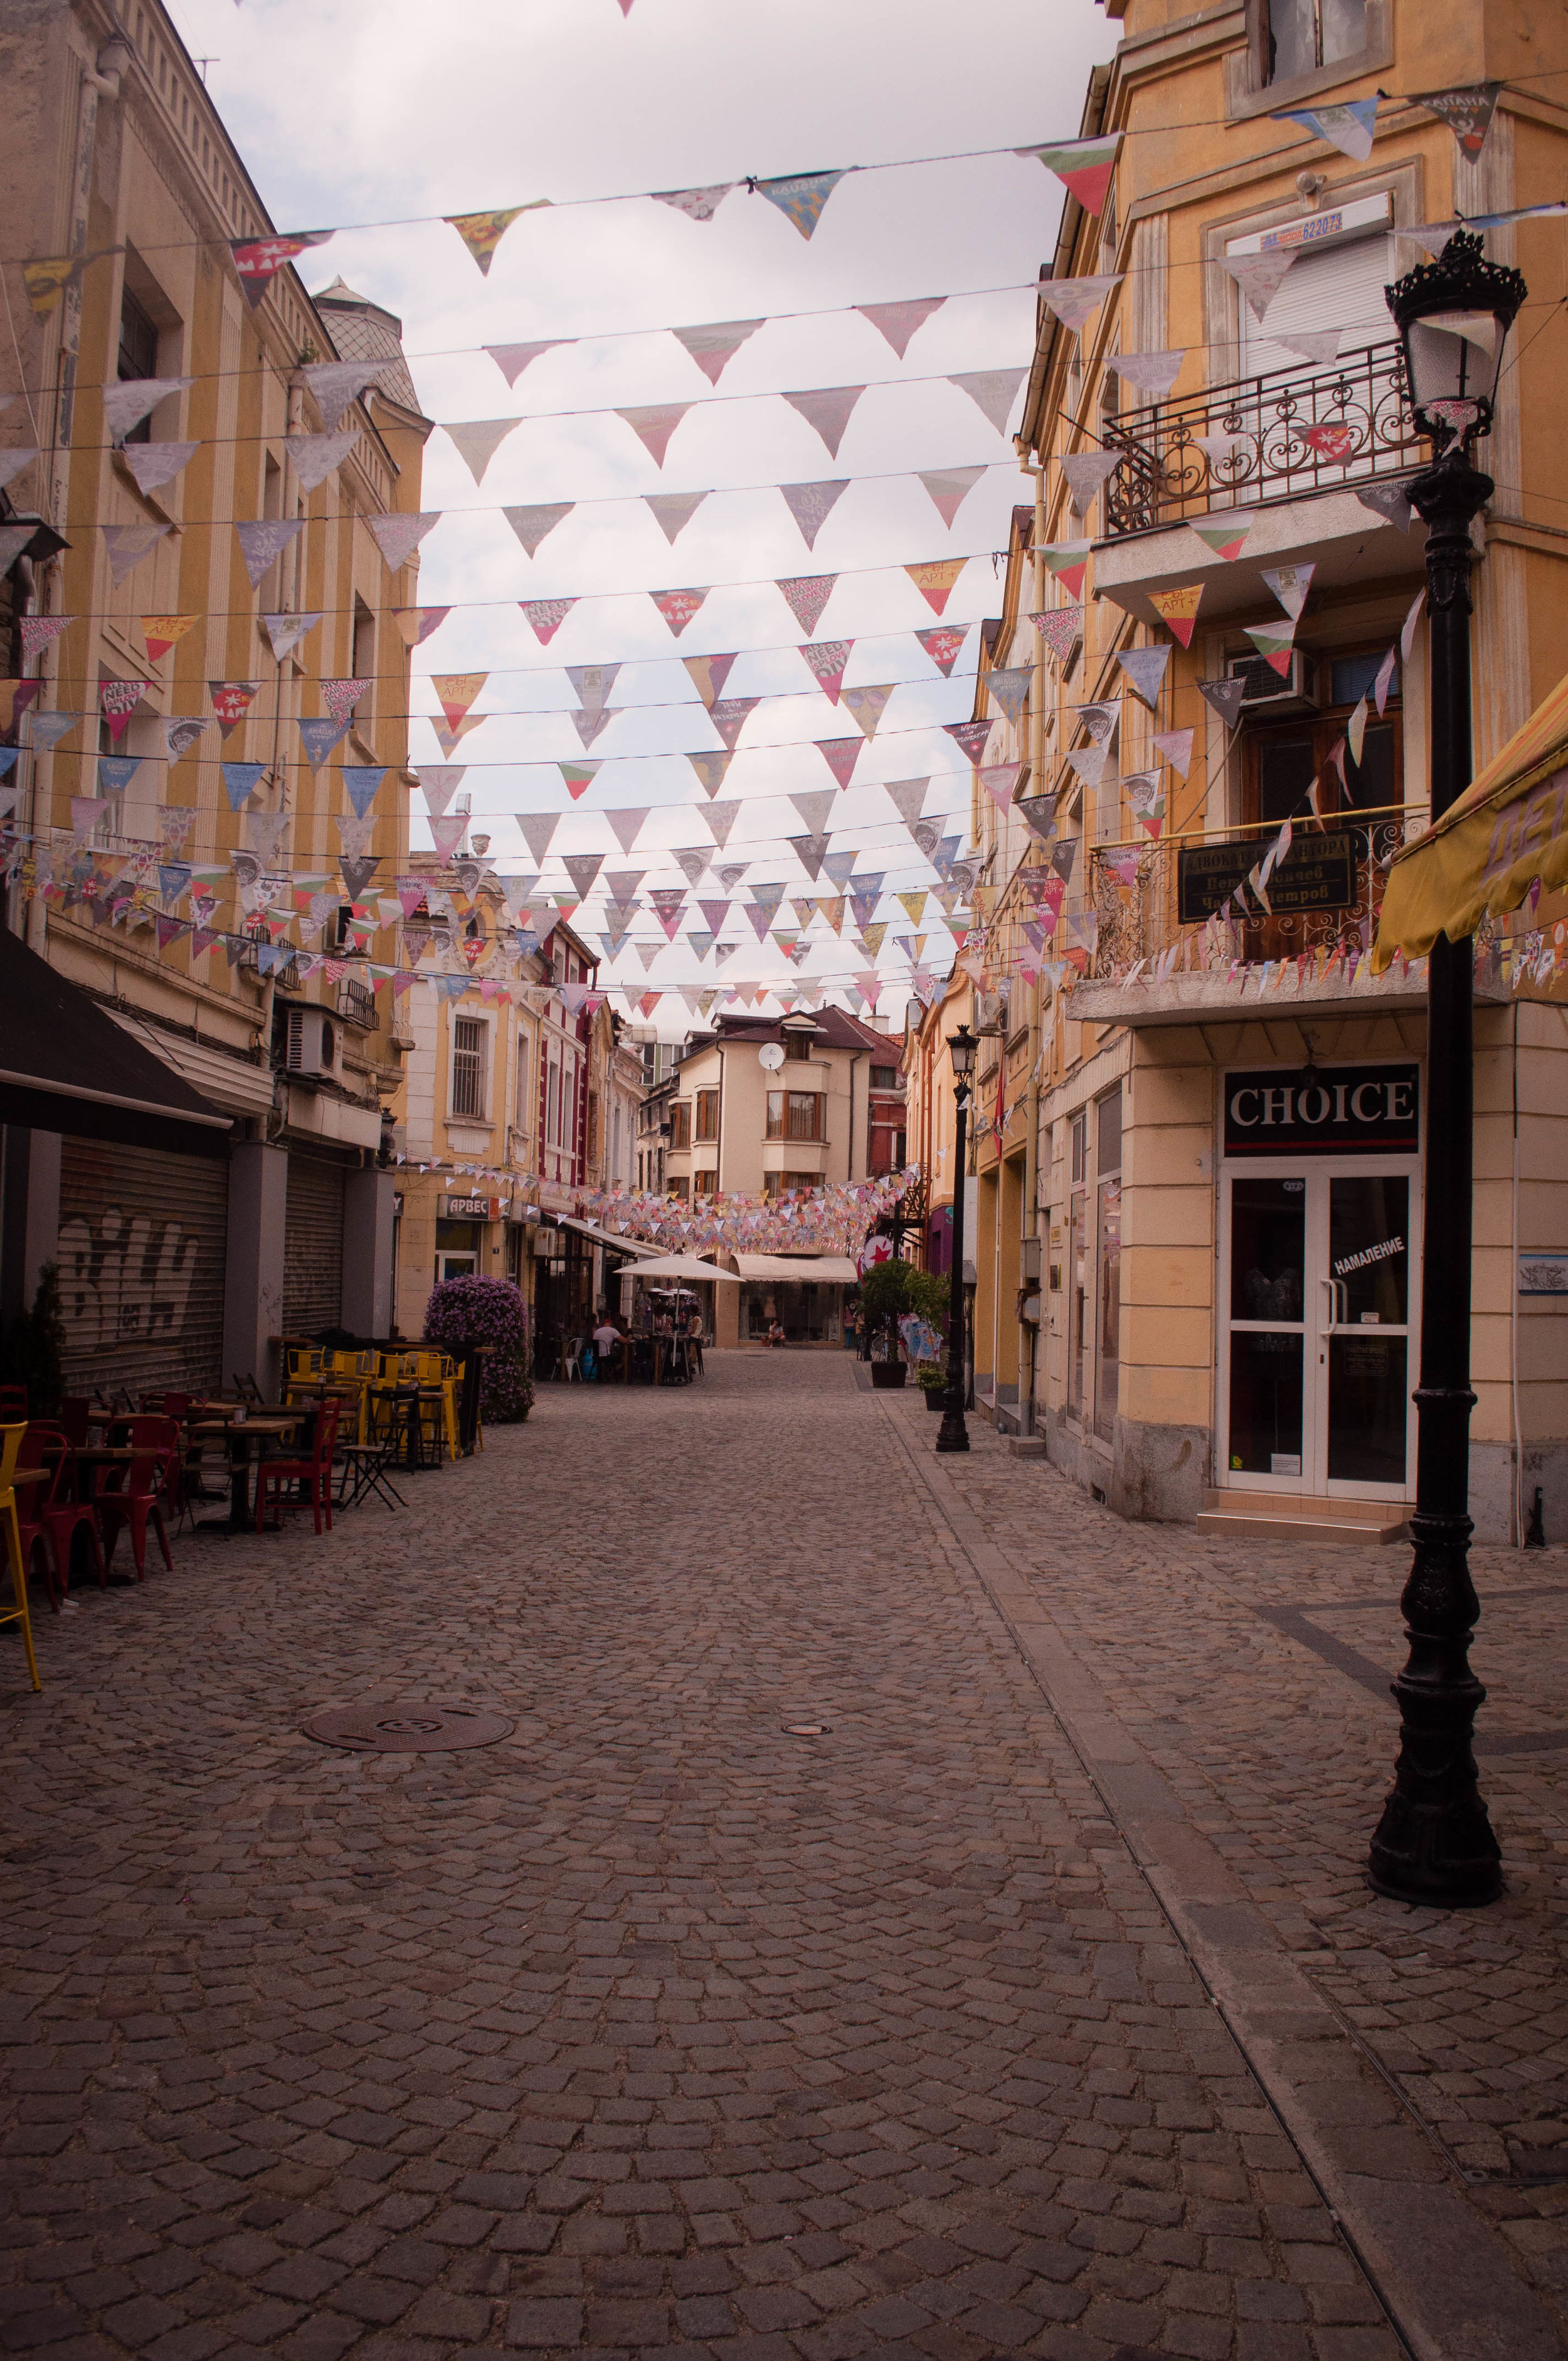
[1368,233,1526,1907]
[936,1023,976,1456]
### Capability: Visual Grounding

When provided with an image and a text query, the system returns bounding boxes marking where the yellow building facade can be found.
[0,0,430,1400]
[911,0,1568,1542]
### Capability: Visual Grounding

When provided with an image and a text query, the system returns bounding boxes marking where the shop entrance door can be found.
[1221,1163,1417,1499]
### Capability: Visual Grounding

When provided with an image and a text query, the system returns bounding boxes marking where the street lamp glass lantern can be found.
[1386,231,1525,447]
[947,1022,976,1081]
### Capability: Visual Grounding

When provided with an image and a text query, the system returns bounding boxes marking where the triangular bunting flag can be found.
[1261,562,1315,621]
[445,205,539,274]
[298,716,351,771]
[1357,479,1417,532]
[420,769,467,817]
[787,834,830,882]
[916,623,969,677]
[518,812,559,866]
[1074,699,1120,746]
[800,640,851,702]
[985,666,1030,728]
[1038,274,1122,333]
[687,751,734,797]
[563,852,605,901]
[445,418,521,484]
[672,319,764,385]
[368,511,441,570]
[842,684,893,740]
[777,575,835,635]
[141,613,198,664]
[1036,539,1093,600]
[1189,510,1257,561]
[235,517,304,588]
[753,170,845,240]
[782,385,864,459]
[520,597,577,644]
[432,672,487,732]
[430,815,468,862]
[220,761,267,811]
[978,762,1022,812]
[884,778,930,825]
[651,586,707,637]
[790,790,837,836]
[504,503,574,558]
[856,297,945,357]
[1104,349,1185,400]
[1118,645,1170,708]
[102,374,194,444]
[684,652,736,707]
[1153,727,1194,777]
[605,809,649,854]
[162,716,206,762]
[1031,606,1084,664]
[98,679,143,743]
[1149,581,1204,646]
[1060,450,1121,516]
[304,359,385,427]
[121,439,198,496]
[341,765,386,817]
[95,755,142,797]
[644,490,708,543]
[1409,82,1502,159]
[915,466,986,528]
[1245,620,1298,678]
[559,760,602,800]
[1197,676,1247,728]
[948,369,1026,433]
[708,697,758,750]
[1221,250,1296,322]
[943,719,992,764]
[262,610,323,662]
[1269,97,1379,161]
[616,403,692,468]
[103,523,171,585]
[702,803,741,851]
[1067,745,1110,792]
[228,230,333,309]
[283,429,358,490]
[905,557,967,617]
[781,479,848,550]
[1015,134,1120,214]
[484,340,566,388]
[652,183,734,223]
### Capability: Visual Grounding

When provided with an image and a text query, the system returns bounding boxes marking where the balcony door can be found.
[1221,1162,1418,1500]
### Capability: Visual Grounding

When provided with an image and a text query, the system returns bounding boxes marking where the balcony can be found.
[1074,811,1515,1029]
[1103,342,1419,535]
[337,976,378,1031]
[1091,343,1428,627]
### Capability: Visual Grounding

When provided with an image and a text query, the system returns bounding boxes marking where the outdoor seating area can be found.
[0,1341,491,1690]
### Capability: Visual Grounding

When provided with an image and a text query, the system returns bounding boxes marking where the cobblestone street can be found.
[2,1352,1565,2361]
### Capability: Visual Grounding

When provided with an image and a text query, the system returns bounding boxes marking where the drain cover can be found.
[304,1704,513,1753]
[783,1722,830,1737]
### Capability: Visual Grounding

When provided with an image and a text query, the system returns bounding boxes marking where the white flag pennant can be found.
[948,369,1027,434]
[368,511,442,570]
[102,375,194,444]
[1221,250,1297,322]
[302,359,384,428]
[120,439,199,496]
[644,489,709,543]
[283,428,359,491]
[1059,450,1121,516]
[443,416,521,484]
[1104,349,1186,400]
[672,319,763,385]
[781,385,864,460]
[484,341,568,389]
[1261,562,1315,622]
[1039,274,1123,334]
[916,467,986,528]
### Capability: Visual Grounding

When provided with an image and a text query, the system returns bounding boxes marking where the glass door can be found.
[1222,1163,1416,1498]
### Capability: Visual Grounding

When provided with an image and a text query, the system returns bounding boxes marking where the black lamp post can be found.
[1368,231,1526,1907]
[936,1023,975,1455]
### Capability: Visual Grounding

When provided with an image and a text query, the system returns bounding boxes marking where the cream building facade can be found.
[909,0,1568,1542]
[0,0,430,1401]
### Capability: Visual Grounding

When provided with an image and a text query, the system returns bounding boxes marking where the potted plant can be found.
[423,1275,534,1426]
[859,1258,949,1391]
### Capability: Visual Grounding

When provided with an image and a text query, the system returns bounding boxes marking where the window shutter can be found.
[1242,230,1394,378]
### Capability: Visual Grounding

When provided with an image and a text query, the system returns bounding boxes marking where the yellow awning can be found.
[1373,664,1568,968]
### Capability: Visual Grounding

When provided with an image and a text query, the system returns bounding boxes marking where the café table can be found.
[189,1413,302,1532]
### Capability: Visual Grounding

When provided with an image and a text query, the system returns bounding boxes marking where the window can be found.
[117,289,159,443]
[513,1032,531,1133]
[1237,225,1393,377]
[1096,1086,1122,1178]
[783,1030,812,1061]
[1070,1111,1088,1185]
[670,1101,692,1149]
[695,1089,719,1141]
[765,1172,820,1197]
[767,1091,824,1142]
[546,1058,561,1147]
[451,1016,486,1118]
[871,1066,898,1090]
[1265,0,1367,81]
[667,1175,690,1204]
[1244,644,1402,827]
[351,598,374,718]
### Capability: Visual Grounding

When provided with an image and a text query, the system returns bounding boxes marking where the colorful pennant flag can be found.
[102,375,194,444]
[842,684,893,740]
[1036,540,1093,600]
[1245,620,1298,678]
[753,170,846,241]
[914,465,987,529]
[1270,97,1379,160]
[298,717,351,771]
[708,697,759,750]
[816,738,862,789]
[687,751,734,797]
[1197,676,1247,729]
[1409,82,1502,157]
[1118,645,1170,707]
[1222,250,1296,322]
[230,230,333,307]
[432,673,487,733]
[98,679,143,743]
[162,716,206,762]
[1015,135,1121,215]
[140,613,198,664]
[283,428,358,491]
[652,182,734,222]
[783,385,865,459]
[684,652,736,707]
[916,624,968,677]
[520,598,578,645]
[303,359,385,427]
[209,680,260,738]
[558,761,601,803]
[777,575,836,635]
[1149,581,1204,645]
[1030,607,1083,665]
[262,610,324,662]
[944,719,992,764]
[800,640,851,702]
[1189,511,1257,561]
[651,586,707,636]
[905,557,968,616]
[985,666,1031,727]
[221,761,267,810]
[1039,274,1123,334]
[445,205,543,275]
[21,254,86,316]
[617,403,692,468]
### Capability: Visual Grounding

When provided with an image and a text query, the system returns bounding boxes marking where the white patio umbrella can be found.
[627,1254,741,1281]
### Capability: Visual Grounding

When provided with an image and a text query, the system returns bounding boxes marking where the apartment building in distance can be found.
[907,0,1568,1542]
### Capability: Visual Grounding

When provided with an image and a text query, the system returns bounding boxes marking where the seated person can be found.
[591,1315,622,1367]
[767,1318,787,1348]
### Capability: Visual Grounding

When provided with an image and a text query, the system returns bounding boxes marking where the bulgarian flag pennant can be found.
[559,761,601,801]
[1245,618,1298,677]
[1189,511,1258,561]
[1036,539,1093,600]
[1015,134,1121,215]
[1149,581,1204,647]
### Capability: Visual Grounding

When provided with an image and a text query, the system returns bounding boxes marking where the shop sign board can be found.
[1223,1063,1419,1157]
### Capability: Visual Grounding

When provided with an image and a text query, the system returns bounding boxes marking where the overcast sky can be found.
[174,0,1120,1019]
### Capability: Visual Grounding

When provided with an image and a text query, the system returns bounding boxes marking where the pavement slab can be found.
[0,1351,1557,2359]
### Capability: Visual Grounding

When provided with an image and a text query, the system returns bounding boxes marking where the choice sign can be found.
[1223,1063,1419,1157]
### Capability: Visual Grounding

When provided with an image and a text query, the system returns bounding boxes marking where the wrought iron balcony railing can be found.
[1101,341,1421,535]
[1088,807,1417,979]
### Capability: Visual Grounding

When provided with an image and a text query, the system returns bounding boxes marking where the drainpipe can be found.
[845,1049,864,1182]
[1020,454,1048,1431]
[51,37,132,524]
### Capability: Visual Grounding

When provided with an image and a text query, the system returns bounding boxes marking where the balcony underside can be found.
[1068,963,1508,1031]
[1093,487,1424,629]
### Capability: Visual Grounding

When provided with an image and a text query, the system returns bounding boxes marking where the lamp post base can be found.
[935,1397,970,1453]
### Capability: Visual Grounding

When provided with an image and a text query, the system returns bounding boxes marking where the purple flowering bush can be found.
[423,1275,534,1422]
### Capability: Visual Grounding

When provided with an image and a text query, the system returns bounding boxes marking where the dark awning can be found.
[0,922,234,1159]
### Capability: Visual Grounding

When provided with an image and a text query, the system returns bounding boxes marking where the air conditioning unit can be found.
[1227,649,1316,711]
[284,1005,341,1080]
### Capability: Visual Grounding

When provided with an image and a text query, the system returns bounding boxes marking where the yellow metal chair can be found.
[413,1352,461,1462]
[367,1350,418,1449]
[0,1423,42,1693]
[326,1349,375,1444]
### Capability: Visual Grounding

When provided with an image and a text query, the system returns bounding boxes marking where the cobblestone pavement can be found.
[875,1384,1568,2352]
[0,1353,1555,2361]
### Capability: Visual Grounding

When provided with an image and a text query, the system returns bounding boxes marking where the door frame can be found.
[1217,1152,1421,1501]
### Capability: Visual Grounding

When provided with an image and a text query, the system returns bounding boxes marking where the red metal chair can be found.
[57,1399,92,1448]
[15,1425,103,1608]
[0,1386,28,1421]
[255,1399,340,1536]
[107,1414,184,1519]
[97,1436,174,1581]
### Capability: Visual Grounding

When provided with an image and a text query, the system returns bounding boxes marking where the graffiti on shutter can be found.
[58,1142,228,1401]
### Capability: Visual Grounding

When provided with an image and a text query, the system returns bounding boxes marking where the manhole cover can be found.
[304,1704,513,1753]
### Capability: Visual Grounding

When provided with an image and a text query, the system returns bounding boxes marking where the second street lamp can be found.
[936,1023,975,1455]
[1368,232,1526,1907]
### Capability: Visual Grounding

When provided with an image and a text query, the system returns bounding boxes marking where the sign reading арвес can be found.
[1223,1064,1420,1157]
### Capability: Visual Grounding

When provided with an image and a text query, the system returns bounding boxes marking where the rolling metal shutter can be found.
[282,1151,346,1336]
[1241,231,1395,378]
[58,1140,228,1403]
